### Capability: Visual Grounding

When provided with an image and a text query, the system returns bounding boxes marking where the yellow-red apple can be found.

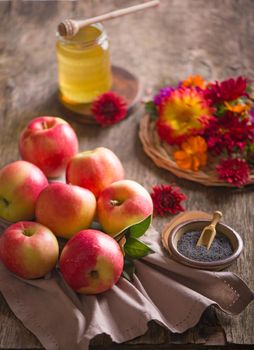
[0,221,59,279]
[35,182,96,239]
[0,161,48,222]
[19,116,79,178]
[97,180,153,237]
[66,147,124,198]
[59,229,123,294]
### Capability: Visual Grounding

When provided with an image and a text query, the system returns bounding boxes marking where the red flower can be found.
[216,158,250,187]
[150,184,187,216]
[91,92,127,126]
[204,112,254,155]
[205,76,247,104]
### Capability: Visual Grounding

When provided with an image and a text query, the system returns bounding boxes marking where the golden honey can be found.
[56,23,112,108]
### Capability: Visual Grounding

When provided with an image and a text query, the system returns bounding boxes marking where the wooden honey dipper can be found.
[58,0,160,37]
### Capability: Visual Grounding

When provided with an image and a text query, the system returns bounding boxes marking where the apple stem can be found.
[42,121,48,129]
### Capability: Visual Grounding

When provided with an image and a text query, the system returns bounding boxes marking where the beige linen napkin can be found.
[0,222,253,350]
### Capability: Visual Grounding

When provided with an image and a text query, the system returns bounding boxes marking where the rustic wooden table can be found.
[0,0,253,349]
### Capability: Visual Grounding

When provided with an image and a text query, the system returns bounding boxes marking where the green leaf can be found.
[246,85,252,94]
[124,237,154,259]
[122,257,135,282]
[129,215,152,238]
[145,101,158,120]
[215,103,226,117]
[112,214,152,239]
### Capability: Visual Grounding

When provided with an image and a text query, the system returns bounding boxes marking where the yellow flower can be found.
[157,87,214,145]
[173,136,207,171]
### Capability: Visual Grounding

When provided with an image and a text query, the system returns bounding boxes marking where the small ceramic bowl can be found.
[168,220,243,270]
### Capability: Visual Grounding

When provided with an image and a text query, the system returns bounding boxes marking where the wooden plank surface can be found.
[0,0,253,348]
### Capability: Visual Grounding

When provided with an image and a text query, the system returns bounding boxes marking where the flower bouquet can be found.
[140,76,254,187]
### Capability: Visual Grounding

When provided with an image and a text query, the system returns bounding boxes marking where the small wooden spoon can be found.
[196,211,222,249]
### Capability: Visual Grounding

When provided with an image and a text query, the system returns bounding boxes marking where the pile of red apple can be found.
[0,116,153,294]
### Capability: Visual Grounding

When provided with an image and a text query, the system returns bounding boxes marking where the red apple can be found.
[59,229,123,294]
[35,182,96,239]
[19,116,79,178]
[97,179,153,237]
[0,221,59,279]
[0,160,48,222]
[66,147,124,198]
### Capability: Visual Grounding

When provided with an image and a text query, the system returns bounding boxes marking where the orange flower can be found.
[181,75,206,89]
[173,136,207,171]
[225,102,250,114]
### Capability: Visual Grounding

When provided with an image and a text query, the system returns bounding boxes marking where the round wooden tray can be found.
[60,66,142,124]
[139,114,254,187]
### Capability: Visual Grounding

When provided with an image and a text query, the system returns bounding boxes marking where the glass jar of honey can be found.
[56,23,112,110]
